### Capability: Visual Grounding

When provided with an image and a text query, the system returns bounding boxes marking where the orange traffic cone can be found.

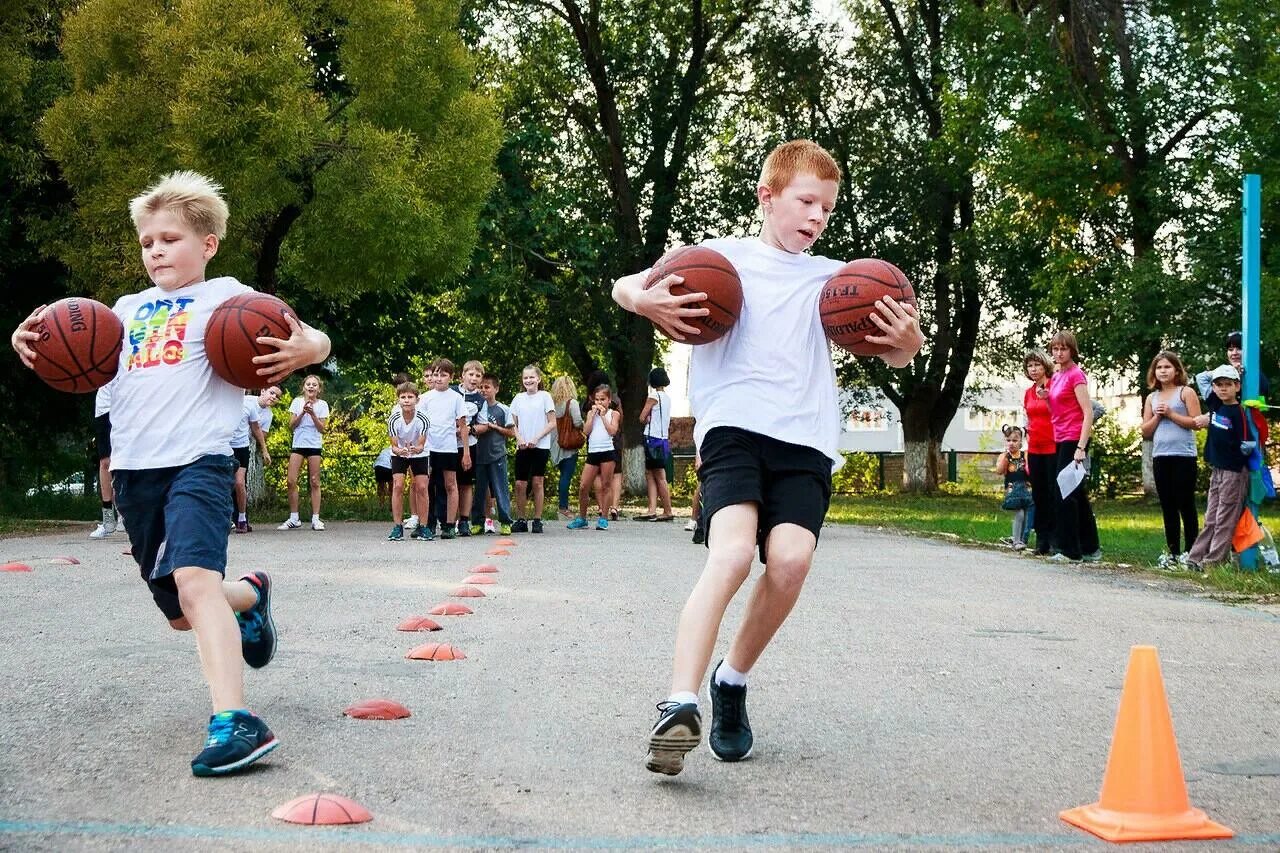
[1060,646,1233,842]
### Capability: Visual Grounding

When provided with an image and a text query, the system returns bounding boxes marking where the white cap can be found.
[1210,364,1240,382]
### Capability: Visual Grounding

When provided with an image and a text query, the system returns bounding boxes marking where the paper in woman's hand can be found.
[1057,461,1087,499]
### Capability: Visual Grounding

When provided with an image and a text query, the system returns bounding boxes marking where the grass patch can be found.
[0,518,77,539]
[827,493,1280,596]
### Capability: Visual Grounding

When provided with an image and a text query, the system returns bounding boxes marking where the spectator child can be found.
[638,367,675,521]
[422,358,469,539]
[280,374,328,531]
[470,373,515,535]
[550,375,584,519]
[995,425,1032,550]
[1184,365,1253,570]
[386,382,431,541]
[12,169,331,775]
[373,446,393,507]
[509,365,555,533]
[568,384,620,530]
[90,378,120,539]
[454,360,486,537]
[231,385,281,533]
[1141,351,1202,567]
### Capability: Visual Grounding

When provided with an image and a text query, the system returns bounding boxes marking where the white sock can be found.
[715,660,748,687]
[289,513,300,523]
[667,691,699,708]
[237,512,247,522]
[311,514,320,522]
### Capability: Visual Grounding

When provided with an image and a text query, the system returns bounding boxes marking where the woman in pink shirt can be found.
[1046,330,1100,562]
[1021,350,1057,555]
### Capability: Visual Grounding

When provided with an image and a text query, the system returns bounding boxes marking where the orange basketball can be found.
[30,298,122,393]
[819,259,916,356]
[644,246,743,344]
[205,293,294,388]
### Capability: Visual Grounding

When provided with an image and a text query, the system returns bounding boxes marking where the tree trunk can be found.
[1140,438,1155,496]
[247,445,268,507]
[902,439,941,492]
[621,444,645,496]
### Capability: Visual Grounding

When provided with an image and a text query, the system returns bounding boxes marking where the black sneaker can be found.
[645,701,701,776]
[237,572,276,669]
[531,519,544,534]
[190,710,278,776]
[441,524,456,540]
[457,519,471,537]
[708,662,753,761]
[692,525,706,545]
[511,519,528,533]
[408,526,421,540]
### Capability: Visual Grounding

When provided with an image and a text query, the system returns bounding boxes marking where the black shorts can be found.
[514,447,549,481]
[698,426,833,562]
[456,449,476,485]
[232,446,251,470]
[95,413,112,460]
[292,447,323,459]
[585,450,615,468]
[392,455,430,477]
[374,466,393,485]
[430,451,460,473]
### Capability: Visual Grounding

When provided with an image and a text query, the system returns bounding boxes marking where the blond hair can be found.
[551,375,577,406]
[129,171,229,239]
[462,360,484,375]
[1049,330,1079,362]
[760,140,841,194]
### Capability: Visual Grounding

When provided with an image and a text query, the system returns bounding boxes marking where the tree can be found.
[40,0,500,320]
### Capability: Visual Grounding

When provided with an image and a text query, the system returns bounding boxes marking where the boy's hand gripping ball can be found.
[644,246,743,344]
[29,298,123,393]
[820,259,917,356]
[205,293,295,388]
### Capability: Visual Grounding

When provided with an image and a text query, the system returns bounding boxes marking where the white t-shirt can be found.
[374,447,393,469]
[94,377,115,418]
[387,406,430,458]
[645,389,671,440]
[231,395,275,449]
[662,237,845,469]
[290,397,330,449]
[510,390,555,449]
[586,407,618,453]
[422,388,467,454]
[108,276,252,470]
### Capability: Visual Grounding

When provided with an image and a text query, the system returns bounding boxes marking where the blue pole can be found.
[1241,174,1262,571]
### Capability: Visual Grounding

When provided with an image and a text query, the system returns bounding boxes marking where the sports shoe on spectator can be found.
[1046,552,1081,564]
[190,710,278,777]
[684,519,697,532]
[311,518,326,531]
[483,518,497,534]
[277,518,302,530]
[531,519,544,534]
[458,520,472,537]
[499,522,512,535]
[566,517,588,530]
[389,524,404,541]
[1082,549,1102,562]
[1157,553,1174,570]
[233,520,250,534]
[596,518,609,531]
[404,515,419,531]
[511,519,528,533]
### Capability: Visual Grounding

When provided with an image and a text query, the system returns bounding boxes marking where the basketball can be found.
[205,293,295,389]
[644,246,743,344]
[30,298,123,393]
[820,259,916,356]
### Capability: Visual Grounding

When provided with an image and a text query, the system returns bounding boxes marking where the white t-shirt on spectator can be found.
[108,276,252,470]
[387,407,430,458]
[645,389,671,440]
[587,407,618,453]
[510,390,555,449]
[94,377,116,418]
[667,237,845,469]
[422,388,467,454]
[290,397,330,449]
[231,395,275,449]
[374,447,393,469]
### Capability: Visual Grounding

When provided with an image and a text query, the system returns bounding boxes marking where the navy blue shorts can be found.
[698,426,832,562]
[112,454,236,621]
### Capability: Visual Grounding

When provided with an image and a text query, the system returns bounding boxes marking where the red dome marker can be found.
[428,602,473,616]
[407,642,466,661]
[462,575,496,585]
[495,538,517,546]
[1,563,32,573]
[485,548,511,556]
[470,563,499,574]
[271,793,372,825]
[396,616,442,632]
[450,585,485,598]
[49,556,81,565]
[344,699,411,720]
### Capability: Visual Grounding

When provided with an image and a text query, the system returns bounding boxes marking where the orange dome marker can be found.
[429,602,473,616]
[272,793,372,825]
[344,698,411,720]
[1060,646,1233,842]
[461,574,496,585]
[49,556,81,565]
[406,642,466,661]
[396,616,442,632]
[485,548,511,556]
[494,538,516,546]
[1,563,32,573]
[470,563,499,573]
[450,585,485,598]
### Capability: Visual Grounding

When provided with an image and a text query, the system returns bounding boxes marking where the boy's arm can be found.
[10,303,48,368]
[457,416,471,468]
[612,269,709,342]
[250,421,271,465]
[254,313,332,385]
[862,295,924,369]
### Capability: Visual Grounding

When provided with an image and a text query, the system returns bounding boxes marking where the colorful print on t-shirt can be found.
[127,295,194,371]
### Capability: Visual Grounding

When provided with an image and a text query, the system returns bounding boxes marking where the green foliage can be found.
[831,453,883,496]
[40,0,500,310]
[1090,415,1144,499]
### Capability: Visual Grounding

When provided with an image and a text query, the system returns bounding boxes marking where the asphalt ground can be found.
[1,515,1278,851]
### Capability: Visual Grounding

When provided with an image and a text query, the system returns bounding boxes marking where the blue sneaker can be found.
[191,710,278,776]
[389,524,404,541]
[566,517,588,530]
[237,572,276,669]
[596,518,609,531]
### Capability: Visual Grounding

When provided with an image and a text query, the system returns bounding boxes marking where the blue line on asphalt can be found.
[2,819,1279,848]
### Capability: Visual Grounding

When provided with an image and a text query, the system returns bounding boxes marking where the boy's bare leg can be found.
[444,471,458,524]
[413,476,428,525]
[514,481,527,519]
[234,468,248,515]
[723,523,815,674]
[174,567,245,712]
[532,477,545,520]
[391,474,405,522]
[669,503,758,695]
[223,578,258,612]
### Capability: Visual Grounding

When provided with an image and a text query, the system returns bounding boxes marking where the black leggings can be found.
[1054,440,1099,560]
[1152,455,1199,554]
[1027,452,1056,554]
